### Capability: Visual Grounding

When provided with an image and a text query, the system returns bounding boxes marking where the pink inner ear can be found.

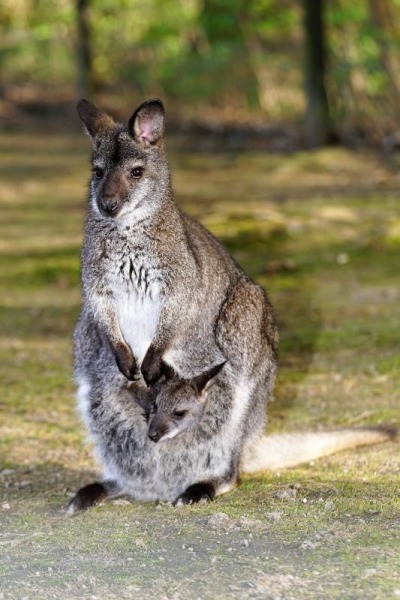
[136,119,154,143]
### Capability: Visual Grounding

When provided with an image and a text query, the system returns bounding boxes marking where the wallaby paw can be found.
[141,348,164,386]
[66,482,107,516]
[173,482,216,506]
[115,344,139,381]
[128,370,142,382]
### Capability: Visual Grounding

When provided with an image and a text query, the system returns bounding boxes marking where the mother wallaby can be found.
[68,98,279,512]
[69,99,394,513]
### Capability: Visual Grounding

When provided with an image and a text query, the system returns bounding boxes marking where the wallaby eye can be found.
[131,166,144,178]
[173,410,187,419]
[93,167,104,179]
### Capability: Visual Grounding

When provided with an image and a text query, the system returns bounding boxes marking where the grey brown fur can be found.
[68,98,394,514]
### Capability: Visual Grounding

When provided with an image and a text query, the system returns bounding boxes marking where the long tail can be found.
[239,426,397,474]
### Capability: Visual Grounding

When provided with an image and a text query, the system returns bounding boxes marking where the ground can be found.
[0,127,399,599]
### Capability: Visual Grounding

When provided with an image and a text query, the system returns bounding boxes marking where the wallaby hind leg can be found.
[67,480,123,516]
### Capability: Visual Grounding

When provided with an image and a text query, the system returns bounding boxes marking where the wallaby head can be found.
[77,98,170,223]
[130,362,226,443]
[149,361,226,442]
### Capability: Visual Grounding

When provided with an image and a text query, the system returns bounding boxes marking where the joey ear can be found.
[191,361,226,396]
[128,98,165,146]
[128,379,157,411]
[77,99,115,139]
[161,360,176,382]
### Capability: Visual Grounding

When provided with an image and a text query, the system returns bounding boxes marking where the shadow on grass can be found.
[273,296,322,413]
[0,462,99,512]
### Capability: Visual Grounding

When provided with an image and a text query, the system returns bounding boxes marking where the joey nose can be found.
[148,430,160,442]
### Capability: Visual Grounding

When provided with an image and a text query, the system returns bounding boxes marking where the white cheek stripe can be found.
[158,427,179,441]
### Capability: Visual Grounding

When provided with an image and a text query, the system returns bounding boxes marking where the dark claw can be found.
[128,369,142,382]
[173,482,216,506]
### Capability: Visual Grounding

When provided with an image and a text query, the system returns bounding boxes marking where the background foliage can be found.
[1,0,400,140]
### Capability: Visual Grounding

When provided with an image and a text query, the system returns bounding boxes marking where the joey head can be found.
[132,362,226,443]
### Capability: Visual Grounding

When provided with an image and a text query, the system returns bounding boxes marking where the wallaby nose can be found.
[101,198,118,214]
[148,430,160,442]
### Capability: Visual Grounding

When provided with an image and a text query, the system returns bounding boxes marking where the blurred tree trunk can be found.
[368,0,400,114]
[303,0,330,146]
[76,0,93,99]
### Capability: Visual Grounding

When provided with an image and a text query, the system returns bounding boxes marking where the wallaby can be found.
[68,98,395,515]
[133,362,226,443]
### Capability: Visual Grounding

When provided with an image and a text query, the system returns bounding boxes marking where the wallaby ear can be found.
[191,361,226,396]
[77,99,115,139]
[128,98,165,146]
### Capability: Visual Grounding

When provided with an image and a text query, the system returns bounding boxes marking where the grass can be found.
[0,128,399,599]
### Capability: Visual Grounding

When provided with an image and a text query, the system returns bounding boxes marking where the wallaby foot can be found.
[66,480,122,516]
[173,482,216,506]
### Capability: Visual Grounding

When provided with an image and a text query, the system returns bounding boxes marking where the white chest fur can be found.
[114,287,161,365]
[93,237,165,365]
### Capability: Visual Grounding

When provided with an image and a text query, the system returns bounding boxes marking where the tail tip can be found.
[355,423,398,440]
[378,424,398,440]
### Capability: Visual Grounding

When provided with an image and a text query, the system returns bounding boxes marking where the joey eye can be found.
[93,167,104,179]
[131,166,144,178]
[173,410,187,419]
